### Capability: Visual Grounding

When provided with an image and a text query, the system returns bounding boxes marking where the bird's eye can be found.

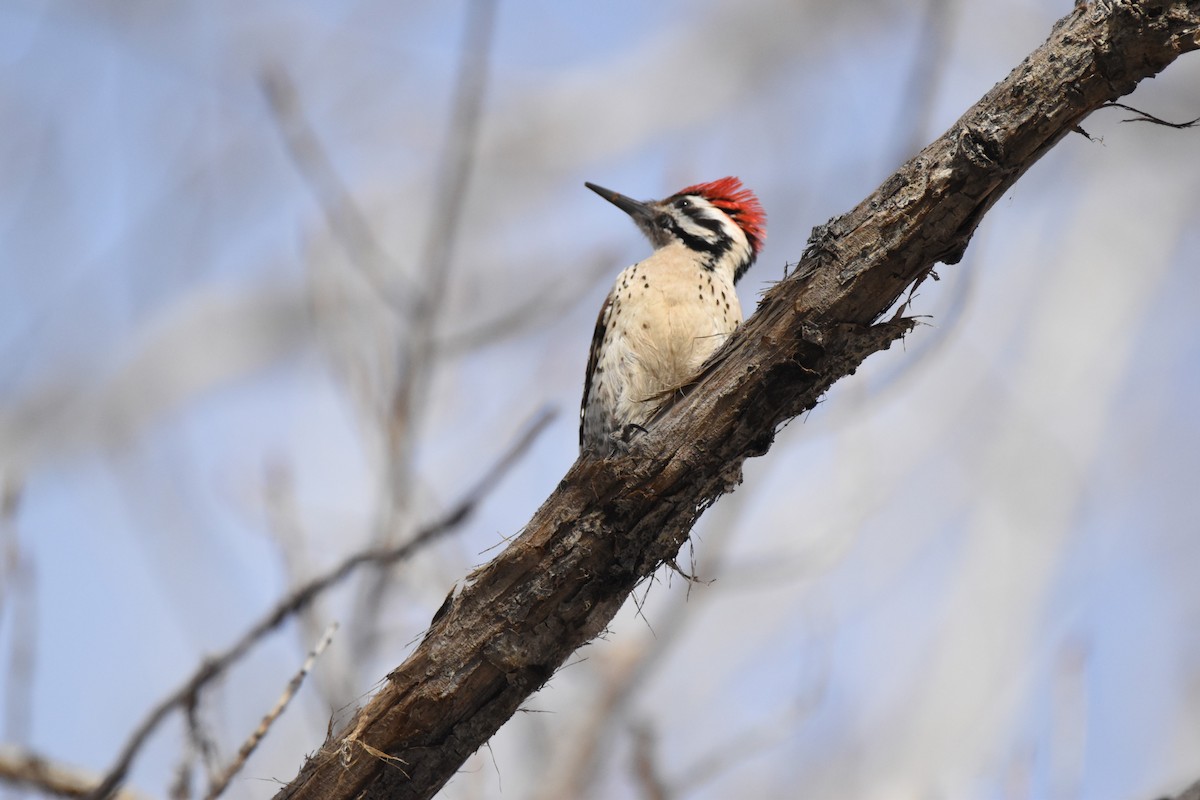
[676,198,692,209]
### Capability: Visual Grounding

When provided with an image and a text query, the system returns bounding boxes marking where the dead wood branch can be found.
[273,3,1200,799]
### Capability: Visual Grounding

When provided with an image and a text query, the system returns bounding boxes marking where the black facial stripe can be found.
[667,217,727,256]
[671,206,732,249]
[657,202,755,278]
[689,203,758,257]
[692,215,725,234]
[677,202,725,229]
[663,208,755,281]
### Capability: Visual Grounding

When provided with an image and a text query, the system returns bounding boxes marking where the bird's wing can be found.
[580,290,614,449]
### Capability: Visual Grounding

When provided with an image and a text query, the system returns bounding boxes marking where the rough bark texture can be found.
[275,3,1200,799]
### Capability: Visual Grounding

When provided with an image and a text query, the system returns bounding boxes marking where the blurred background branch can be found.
[87,406,553,800]
[348,0,497,671]
[0,745,149,800]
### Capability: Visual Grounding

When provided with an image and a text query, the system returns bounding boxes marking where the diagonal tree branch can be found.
[274,3,1200,799]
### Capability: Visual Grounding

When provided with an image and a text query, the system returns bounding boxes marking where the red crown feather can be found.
[675,176,766,255]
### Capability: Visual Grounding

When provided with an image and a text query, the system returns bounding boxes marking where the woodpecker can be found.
[579,177,766,454]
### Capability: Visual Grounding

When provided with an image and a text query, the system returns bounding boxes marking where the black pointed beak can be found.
[585,182,655,226]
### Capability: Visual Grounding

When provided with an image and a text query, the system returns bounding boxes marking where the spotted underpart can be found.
[579,177,766,454]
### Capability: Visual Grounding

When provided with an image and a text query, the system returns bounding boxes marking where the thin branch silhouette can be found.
[262,67,415,317]
[204,623,338,800]
[1103,101,1200,128]
[350,0,500,666]
[86,406,555,800]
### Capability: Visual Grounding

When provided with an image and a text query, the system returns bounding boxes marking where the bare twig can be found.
[261,68,415,316]
[1102,101,1200,128]
[671,692,824,796]
[0,746,148,800]
[86,406,555,800]
[434,250,622,358]
[205,623,338,800]
[183,694,222,788]
[413,0,496,314]
[1,476,35,756]
[351,0,499,663]
[263,461,360,709]
[168,752,193,800]
[0,477,20,520]
[889,0,962,167]
[629,725,669,800]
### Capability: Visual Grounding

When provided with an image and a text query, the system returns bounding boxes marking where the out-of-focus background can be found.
[1,1,1198,798]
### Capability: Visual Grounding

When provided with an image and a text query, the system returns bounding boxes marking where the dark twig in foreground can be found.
[1103,100,1200,127]
[86,407,555,800]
